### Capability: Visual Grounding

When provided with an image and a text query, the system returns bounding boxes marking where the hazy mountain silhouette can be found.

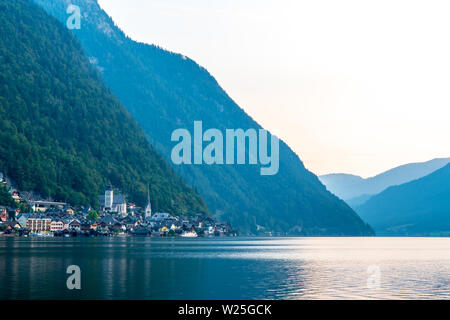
[34,0,374,235]
[356,163,450,236]
[320,158,450,203]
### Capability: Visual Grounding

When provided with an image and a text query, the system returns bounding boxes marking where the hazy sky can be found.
[98,0,450,178]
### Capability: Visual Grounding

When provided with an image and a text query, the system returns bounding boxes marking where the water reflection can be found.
[0,237,450,299]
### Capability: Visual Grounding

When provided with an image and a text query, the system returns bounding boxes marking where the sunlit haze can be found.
[98,0,450,178]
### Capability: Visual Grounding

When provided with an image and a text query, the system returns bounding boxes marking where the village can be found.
[0,173,237,238]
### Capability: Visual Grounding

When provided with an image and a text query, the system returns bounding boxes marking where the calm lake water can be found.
[0,237,449,300]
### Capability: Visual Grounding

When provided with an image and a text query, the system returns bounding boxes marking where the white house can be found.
[50,220,65,232]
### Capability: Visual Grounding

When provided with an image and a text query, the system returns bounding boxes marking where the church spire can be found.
[145,184,152,219]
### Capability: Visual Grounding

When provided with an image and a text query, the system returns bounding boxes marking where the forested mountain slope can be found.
[0,0,208,215]
[34,0,373,235]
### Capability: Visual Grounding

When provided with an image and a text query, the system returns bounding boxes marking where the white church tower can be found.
[105,185,113,211]
[145,185,152,219]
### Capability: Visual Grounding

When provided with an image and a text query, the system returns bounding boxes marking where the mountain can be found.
[345,194,373,209]
[0,0,208,215]
[33,0,373,235]
[356,163,450,236]
[320,158,450,202]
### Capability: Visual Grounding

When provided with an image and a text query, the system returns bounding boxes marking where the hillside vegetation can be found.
[0,0,208,215]
[34,0,374,235]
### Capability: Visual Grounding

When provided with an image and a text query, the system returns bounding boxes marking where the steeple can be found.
[145,184,152,219]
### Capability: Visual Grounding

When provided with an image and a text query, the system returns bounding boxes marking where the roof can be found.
[98,215,117,226]
[82,207,92,214]
[99,194,126,205]
[151,213,173,221]
[5,221,20,228]
[16,212,34,219]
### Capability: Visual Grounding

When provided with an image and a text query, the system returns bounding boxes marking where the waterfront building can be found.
[50,220,65,232]
[68,219,81,231]
[27,218,52,233]
[16,213,35,228]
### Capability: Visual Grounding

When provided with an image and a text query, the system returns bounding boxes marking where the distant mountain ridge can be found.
[34,0,374,235]
[320,158,450,202]
[356,163,450,236]
[0,0,208,215]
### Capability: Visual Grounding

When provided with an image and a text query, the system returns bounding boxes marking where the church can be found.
[99,186,127,217]
[145,185,152,220]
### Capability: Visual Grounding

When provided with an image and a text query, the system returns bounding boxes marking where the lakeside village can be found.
[0,174,237,238]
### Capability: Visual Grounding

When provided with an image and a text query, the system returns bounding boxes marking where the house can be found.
[65,208,75,216]
[127,203,140,216]
[170,223,181,231]
[10,190,20,203]
[16,213,35,228]
[206,226,215,236]
[112,221,124,231]
[81,207,92,217]
[61,218,71,230]
[151,212,174,222]
[27,218,52,233]
[50,220,65,232]
[30,200,67,213]
[98,215,117,228]
[159,226,169,233]
[99,186,127,217]
[0,209,7,222]
[0,206,10,220]
[122,216,139,230]
[45,209,63,218]
[5,221,21,231]
[80,221,92,232]
[182,222,194,231]
[69,219,81,231]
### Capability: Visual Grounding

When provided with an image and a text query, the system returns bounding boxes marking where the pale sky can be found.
[98,0,450,178]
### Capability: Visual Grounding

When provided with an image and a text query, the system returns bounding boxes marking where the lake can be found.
[0,237,449,300]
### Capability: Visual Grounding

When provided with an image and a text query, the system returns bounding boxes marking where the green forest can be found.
[0,0,208,215]
[32,0,374,235]
[0,185,16,208]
